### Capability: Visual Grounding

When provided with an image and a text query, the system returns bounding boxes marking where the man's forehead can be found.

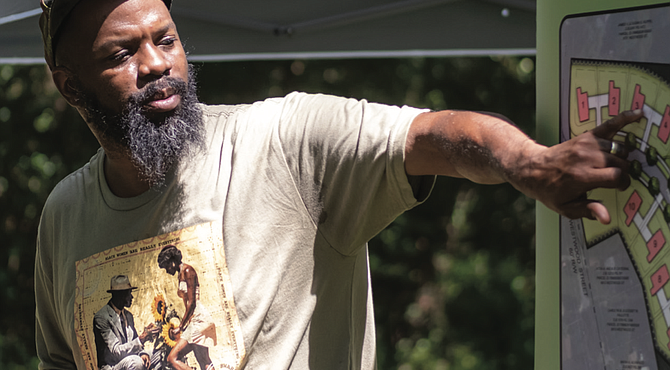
[93,2,175,40]
[61,0,174,56]
[40,0,173,68]
[73,0,171,30]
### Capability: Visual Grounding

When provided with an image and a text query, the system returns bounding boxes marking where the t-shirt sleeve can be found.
[35,219,77,370]
[274,92,434,255]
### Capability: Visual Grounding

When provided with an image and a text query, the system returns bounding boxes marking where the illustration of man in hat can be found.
[93,275,160,370]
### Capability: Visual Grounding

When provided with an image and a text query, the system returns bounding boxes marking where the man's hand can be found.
[514,109,644,224]
[139,323,160,343]
[141,354,151,369]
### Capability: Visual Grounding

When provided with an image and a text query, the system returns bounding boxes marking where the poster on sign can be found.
[560,4,670,370]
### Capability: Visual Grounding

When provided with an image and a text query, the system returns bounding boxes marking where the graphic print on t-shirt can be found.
[73,221,245,370]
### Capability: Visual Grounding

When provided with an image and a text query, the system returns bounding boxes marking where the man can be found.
[93,275,159,370]
[34,0,641,369]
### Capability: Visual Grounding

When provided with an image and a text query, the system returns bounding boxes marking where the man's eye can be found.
[111,50,131,61]
[160,37,176,46]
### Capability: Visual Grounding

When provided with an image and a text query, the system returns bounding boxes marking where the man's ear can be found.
[52,67,81,107]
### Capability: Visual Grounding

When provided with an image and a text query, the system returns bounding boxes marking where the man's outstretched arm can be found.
[405,109,644,224]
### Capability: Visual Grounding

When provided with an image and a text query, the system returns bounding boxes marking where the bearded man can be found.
[35,0,642,369]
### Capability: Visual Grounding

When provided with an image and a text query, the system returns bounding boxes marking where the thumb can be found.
[586,201,611,225]
[555,199,611,224]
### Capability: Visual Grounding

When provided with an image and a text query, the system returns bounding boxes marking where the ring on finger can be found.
[610,141,625,156]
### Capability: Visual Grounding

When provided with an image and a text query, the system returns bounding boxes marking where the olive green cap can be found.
[38,0,173,70]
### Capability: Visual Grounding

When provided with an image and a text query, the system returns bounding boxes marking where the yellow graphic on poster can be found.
[570,61,670,364]
[73,221,245,370]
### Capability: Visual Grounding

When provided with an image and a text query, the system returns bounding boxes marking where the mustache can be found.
[129,76,189,107]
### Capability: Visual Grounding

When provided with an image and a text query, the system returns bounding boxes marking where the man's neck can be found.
[103,153,151,198]
[109,300,124,315]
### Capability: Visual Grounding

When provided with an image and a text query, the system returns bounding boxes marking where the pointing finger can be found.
[591,109,644,139]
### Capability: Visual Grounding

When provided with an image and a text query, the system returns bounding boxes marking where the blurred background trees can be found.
[0,56,536,370]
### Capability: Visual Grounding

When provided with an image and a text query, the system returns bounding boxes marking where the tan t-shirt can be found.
[35,92,433,370]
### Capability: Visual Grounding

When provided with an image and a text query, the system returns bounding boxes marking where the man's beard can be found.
[78,65,205,188]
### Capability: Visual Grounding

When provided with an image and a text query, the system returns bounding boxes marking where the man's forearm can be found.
[405,110,538,183]
[405,109,644,223]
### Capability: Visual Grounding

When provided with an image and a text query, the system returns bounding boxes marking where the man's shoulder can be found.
[198,92,326,117]
[94,303,113,322]
[199,102,248,118]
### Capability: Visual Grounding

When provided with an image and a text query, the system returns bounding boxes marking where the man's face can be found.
[114,289,134,308]
[124,290,134,308]
[63,0,189,115]
[58,0,204,186]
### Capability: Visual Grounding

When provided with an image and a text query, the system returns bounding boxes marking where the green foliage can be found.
[0,64,101,369]
[0,56,536,369]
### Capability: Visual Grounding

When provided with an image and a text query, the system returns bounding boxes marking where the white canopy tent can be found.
[0,0,535,64]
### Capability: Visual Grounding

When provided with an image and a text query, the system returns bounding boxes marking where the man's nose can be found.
[138,43,172,79]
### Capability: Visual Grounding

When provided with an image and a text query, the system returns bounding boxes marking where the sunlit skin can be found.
[406,109,644,224]
[50,0,189,198]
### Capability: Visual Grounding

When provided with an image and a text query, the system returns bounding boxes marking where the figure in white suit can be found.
[93,275,159,370]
